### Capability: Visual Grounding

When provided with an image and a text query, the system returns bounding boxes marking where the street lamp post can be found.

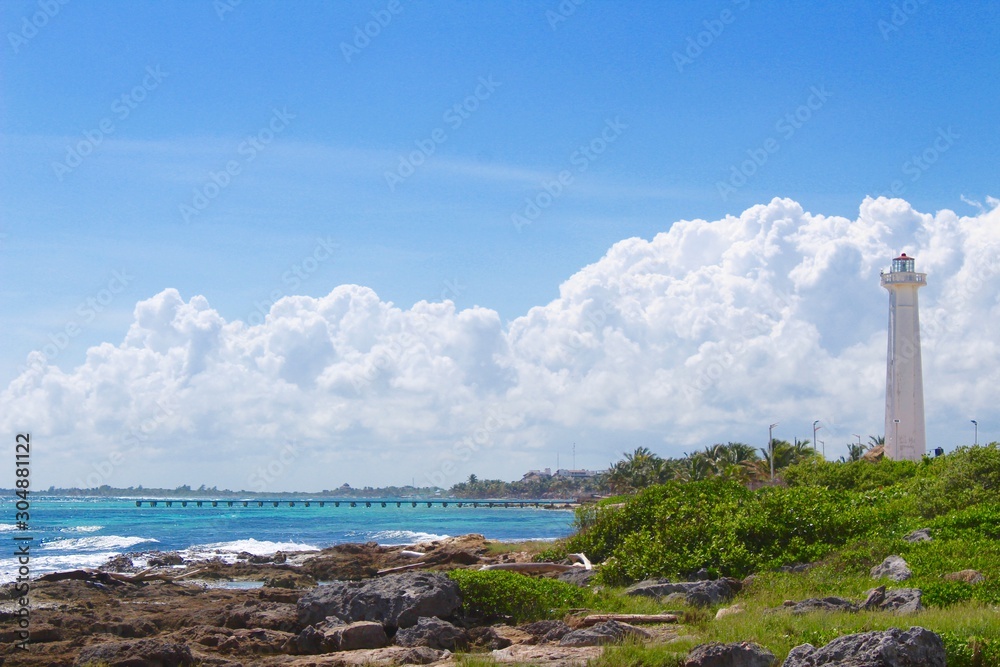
[769,422,779,482]
[972,420,978,446]
[813,420,822,459]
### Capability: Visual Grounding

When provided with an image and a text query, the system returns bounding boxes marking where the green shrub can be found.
[569,479,906,583]
[783,458,919,491]
[447,569,588,623]
[909,444,1000,518]
[940,632,1000,667]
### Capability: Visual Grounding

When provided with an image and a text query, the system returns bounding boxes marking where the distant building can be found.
[522,467,605,481]
[553,468,603,479]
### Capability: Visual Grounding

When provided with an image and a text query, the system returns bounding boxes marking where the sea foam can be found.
[42,535,159,551]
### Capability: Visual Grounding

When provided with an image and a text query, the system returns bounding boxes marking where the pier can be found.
[132,499,578,509]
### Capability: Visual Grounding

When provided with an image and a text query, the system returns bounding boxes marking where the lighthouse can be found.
[881,253,927,461]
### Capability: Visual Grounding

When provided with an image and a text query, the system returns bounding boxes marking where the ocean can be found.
[1,496,577,582]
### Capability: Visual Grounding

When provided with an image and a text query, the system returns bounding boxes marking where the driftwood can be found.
[480,552,592,574]
[579,613,679,626]
[375,561,432,576]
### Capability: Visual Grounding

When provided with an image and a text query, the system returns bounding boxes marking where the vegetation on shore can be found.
[456,443,1000,666]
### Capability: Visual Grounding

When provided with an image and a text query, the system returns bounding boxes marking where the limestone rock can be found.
[296,571,461,629]
[74,639,194,666]
[944,569,985,584]
[781,626,944,667]
[791,597,857,614]
[879,588,922,613]
[715,603,745,620]
[903,528,932,543]
[520,619,573,643]
[395,616,468,650]
[859,586,886,611]
[558,568,598,587]
[324,620,389,651]
[467,625,513,650]
[559,619,651,647]
[685,641,776,667]
[146,551,185,566]
[625,578,741,607]
[870,555,912,582]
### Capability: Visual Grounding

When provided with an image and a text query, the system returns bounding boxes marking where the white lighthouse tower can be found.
[882,252,927,461]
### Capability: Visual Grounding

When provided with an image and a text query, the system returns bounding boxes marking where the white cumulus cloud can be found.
[4,197,998,490]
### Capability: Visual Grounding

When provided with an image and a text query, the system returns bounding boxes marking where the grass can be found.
[483,539,557,556]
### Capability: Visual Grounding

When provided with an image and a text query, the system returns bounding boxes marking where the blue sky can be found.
[1,1,998,489]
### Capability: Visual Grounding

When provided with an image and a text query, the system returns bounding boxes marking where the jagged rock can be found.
[903,528,932,543]
[217,627,294,654]
[147,551,185,566]
[74,639,194,666]
[559,620,651,647]
[879,588,922,613]
[395,616,468,650]
[558,568,598,587]
[791,597,857,614]
[492,644,602,664]
[221,600,299,631]
[859,586,886,611]
[779,563,813,573]
[625,578,741,607]
[102,554,136,572]
[25,623,63,642]
[715,603,745,620]
[685,641,776,667]
[521,619,573,643]
[781,626,944,666]
[870,555,912,581]
[261,571,317,589]
[944,569,985,584]
[295,622,335,654]
[467,625,513,650]
[323,620,389,651]
[296,571,461,629]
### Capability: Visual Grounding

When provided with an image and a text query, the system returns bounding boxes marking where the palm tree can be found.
[869,435,885,448]
[842,441,869,462]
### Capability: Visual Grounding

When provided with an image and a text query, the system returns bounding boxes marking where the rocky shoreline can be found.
[0,534,948,666]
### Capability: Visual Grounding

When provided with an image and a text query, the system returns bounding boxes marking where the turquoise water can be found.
[1,497,576,582]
